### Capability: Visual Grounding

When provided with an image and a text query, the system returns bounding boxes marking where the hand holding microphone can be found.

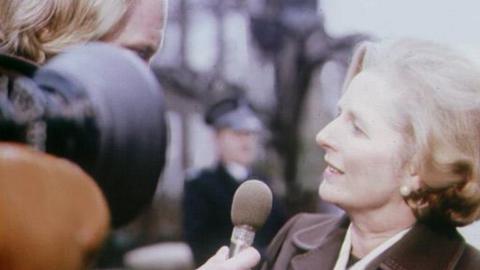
[197,246,260,270]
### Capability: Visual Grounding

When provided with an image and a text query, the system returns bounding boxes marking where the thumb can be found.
[196,246,260,270]
[196,246,229,270]
[223,247,261,270]
[208,246,229,263]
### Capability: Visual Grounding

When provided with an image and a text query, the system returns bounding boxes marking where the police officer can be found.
[183,96,286,266]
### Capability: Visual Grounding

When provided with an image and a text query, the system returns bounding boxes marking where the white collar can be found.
[333,223,411,270]
[225,162,249,183]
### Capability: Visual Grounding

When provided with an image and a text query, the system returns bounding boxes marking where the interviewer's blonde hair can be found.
[0,0,128,63]
[344,39,480,226]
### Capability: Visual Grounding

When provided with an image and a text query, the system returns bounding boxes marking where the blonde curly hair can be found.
[0,0,128,63]
[344,39,480,226]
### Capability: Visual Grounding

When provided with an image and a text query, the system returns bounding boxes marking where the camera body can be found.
[0,43,168,227]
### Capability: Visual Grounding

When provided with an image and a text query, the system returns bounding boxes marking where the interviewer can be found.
[0,0,261,269]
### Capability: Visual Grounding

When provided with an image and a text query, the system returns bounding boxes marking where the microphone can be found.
[229,179,273,258]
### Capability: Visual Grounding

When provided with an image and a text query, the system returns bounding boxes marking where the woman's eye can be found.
[135,50,150,61]
[352,123,365,135]
[129,47,153,62]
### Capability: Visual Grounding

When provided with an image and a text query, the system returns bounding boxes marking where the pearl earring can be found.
[400,185,411,197]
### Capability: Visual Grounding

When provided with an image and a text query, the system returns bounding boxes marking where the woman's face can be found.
[316,71,411,212]
[101,0,168,63]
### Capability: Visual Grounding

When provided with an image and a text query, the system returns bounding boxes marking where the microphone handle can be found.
[229,225,255,258]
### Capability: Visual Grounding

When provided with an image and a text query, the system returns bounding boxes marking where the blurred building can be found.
[143,0,364,242]
[98,0,364,267]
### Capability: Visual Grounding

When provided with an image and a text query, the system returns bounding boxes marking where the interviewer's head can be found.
[316,39,480,226]
[0,0,167,63]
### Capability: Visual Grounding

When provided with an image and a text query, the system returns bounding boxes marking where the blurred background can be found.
[97,0,480,268]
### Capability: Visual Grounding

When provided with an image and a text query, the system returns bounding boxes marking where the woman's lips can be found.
[327,165,343,174]
[325,159,344,173]
[323,161,344,181]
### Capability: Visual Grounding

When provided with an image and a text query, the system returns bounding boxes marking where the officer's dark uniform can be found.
[182,97,286,266]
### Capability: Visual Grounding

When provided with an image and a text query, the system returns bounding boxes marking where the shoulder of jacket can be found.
[271,212,341,245]
[288,213,341,230]
[458,243,480,269]
[262,213,343,270]
[185,168,205,182]
[185,166,217,183]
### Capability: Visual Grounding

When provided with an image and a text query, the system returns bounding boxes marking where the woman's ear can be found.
[407,165,423,192]
[342,42,369,91]
[400,170,423,197]
[409,173,423,193]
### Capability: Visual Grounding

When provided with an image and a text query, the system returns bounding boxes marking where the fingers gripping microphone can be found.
[229,179,273,258]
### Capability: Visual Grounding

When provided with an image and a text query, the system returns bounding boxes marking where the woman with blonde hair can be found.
[0,0,127,63]
[263,39,480,270]
[0,0,168,63]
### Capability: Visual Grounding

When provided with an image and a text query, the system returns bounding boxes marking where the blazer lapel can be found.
[290,215,349,270]
[365,223,465,270]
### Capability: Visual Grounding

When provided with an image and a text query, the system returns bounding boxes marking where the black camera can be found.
[0,43,167,227]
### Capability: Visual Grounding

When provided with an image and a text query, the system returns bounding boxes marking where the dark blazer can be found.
[262,213,480,270]
[183,163,286,266]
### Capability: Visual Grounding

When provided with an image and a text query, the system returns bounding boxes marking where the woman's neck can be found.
[348,203,416,257]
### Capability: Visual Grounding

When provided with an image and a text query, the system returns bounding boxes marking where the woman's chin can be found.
[318,180,343,205]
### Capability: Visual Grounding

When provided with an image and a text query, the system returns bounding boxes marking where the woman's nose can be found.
[315,121,336,150]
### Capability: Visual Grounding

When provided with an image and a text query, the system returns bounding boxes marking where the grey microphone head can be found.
[231,179,273,230]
